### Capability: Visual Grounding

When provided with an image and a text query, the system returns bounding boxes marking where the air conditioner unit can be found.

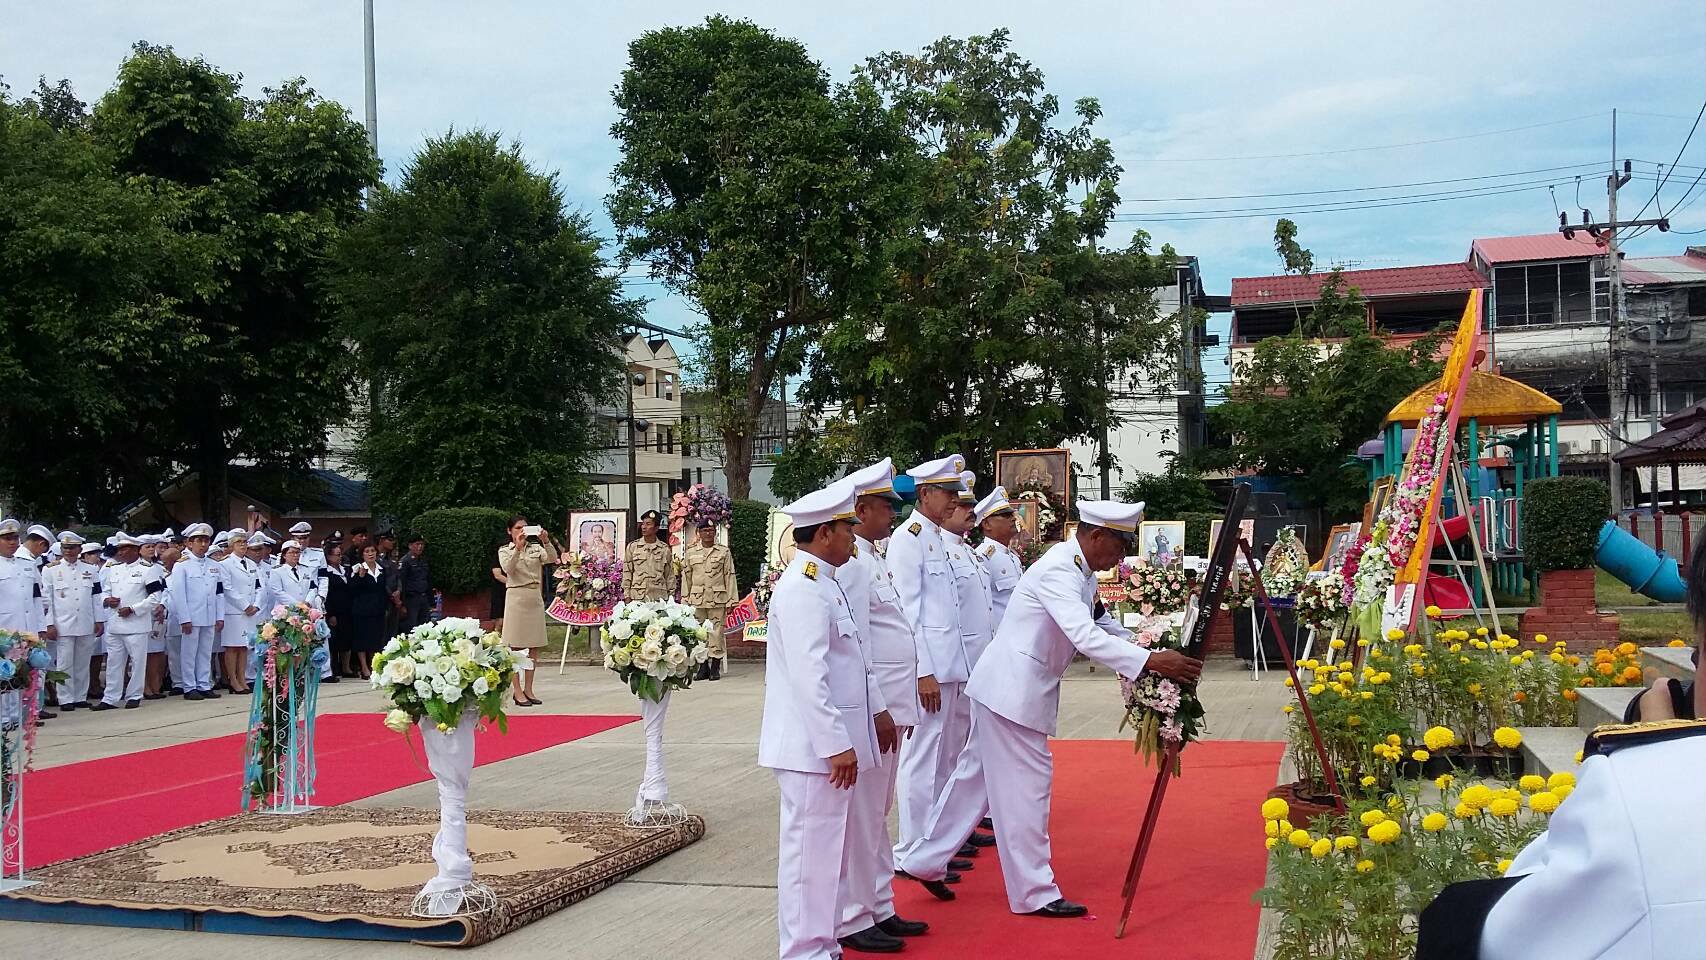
[1557,440,1581,455]
[1590,439,1606,455]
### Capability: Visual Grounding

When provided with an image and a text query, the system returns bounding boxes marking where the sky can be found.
[8,1,1706,396]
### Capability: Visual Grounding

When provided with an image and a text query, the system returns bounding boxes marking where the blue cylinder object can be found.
[1595,520,1688,603]
[893,475,917,501]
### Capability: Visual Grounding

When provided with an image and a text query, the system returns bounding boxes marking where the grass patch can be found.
[1618,609,1693,646]
[1595,568,1665,608]
[534,623,600,663]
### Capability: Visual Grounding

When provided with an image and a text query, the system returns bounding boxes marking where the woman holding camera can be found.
[499,515,558,707]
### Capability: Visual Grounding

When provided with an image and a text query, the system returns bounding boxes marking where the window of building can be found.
[1689,286,1706,318]
[1491,260,1602,327]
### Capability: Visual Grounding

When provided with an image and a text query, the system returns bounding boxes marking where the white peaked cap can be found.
[114,531,143,547]
[289,521,312,535]
[907,454,967,491]
[975,486,1014,524]
[782,479,862,529]
[82,542,102,555]
[57,530,86,546]
[181,522,215,540]
[25,524,54,542]
[1077,500,1145,534]
[958,470,978,503]
[0,519,19,536]
[847,457,903,501]
[280,539,301,552]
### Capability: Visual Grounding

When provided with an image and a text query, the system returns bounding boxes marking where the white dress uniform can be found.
[837,460,921,940]
[0,519,46,635]
[974,487,1024,628]
[44,538,103,707]
[887,455,969,859]
[270,559,323,611]
[901,502,1154,914]
[221,549,266,653]
[167,524,225,695]
[102,536,166,706]
[759,482,885,960]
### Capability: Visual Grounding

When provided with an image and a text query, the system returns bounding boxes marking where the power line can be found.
[1116,162,1604,204]
[1112,178,1586,223]
[1126,114,1603,163]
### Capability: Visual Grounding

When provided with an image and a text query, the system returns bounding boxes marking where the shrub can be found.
[410,507,512,595]
[1179,512,1221,555]
[71,524,119,548]
[730,499,772,593]
[1523,477,1609,572]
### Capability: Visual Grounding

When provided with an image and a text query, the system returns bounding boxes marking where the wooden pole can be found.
[1114,740,1180,939]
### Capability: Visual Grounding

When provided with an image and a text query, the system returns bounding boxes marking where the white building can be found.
[589,335,685,517]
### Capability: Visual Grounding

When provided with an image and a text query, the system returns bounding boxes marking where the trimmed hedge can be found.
[730,499,772,594]
[1523,477,1610,571]
[1179,512,1222,556]
[411,507,513,595]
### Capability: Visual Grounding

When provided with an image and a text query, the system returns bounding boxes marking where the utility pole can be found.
[1648,331,1661,508]
[363,0,378,156]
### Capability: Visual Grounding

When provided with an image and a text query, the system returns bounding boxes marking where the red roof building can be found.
[1230,262,1483,343]
[1469,232,1608,268]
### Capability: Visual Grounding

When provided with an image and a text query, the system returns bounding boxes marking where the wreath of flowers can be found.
[1,629,61,812]
[751,562,783,615]
[556,550,624,611]
[1261,527,1309,599]
[1295,572,1347,632]
[1014,480,1066,542]
[1126,559,1193,615]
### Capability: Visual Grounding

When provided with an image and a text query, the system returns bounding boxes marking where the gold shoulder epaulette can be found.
[1587,718,1706,757]
[803,561,818,581]
[1073,554,1085,572]
[907,521,922,536]
[982,544,996,558]
[851,543,858,558]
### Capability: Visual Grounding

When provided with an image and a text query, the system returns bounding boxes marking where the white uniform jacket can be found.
[104,559,166,635]
[167,553,225,628]
[758,552,885,775]
[943,532,995,669]
[884,512,965,683]
[977,540,1024,627]
[846,535,919,728]
[222,554,267,643]
[966,538,1150,736]
[0,551,45,634]
[44,559,103,635]
[270,562,322,611]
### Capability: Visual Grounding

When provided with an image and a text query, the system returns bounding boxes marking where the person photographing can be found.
[499,516,557,707]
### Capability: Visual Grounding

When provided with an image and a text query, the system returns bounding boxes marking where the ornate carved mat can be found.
[0,807,705,946]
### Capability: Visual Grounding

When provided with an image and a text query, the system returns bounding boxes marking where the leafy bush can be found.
[410,507,512,595]
[730,499,772,593]
[71,525,119,548]
[1523,477,1609,571]
[1179,512,1221,555]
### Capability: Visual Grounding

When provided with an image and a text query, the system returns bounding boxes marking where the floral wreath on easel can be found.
[1013,480,1067,542]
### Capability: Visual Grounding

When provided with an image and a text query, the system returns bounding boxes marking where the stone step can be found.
[1517,726,1584,780]
[1576,685,1640,733]
[1642,645,1696,683]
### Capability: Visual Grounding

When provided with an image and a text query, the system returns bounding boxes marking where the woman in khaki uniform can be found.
[499,515,558,707]
[681,520,739,680]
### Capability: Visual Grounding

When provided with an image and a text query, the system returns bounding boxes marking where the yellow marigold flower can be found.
[1386,628,1405,641]
[1547,771,1575,791]
[1510,656,1524,666]
[1356,858,1375,873]
[1335,835,1360,852]
[1411,749,1430,763]
[1563,688,1579,702]
[1262,797,1290,821]
[1468,683,1482,695]
[1282,705,1294,714]
[1554,784,1573,800]
[1534,633,1548,644]
[1621,665,1643,683]
[1403,643,1423,657]
[1669,638,1689,648]
[1423,726,1457,751]
[1283,676,1294,688]
[1347,714,1362,726]
[1388,795,1405,812]
[1519,775,1546,793]
[1476,627,1489,637]
[1574,749,1584,764]
[1374,672,1392,685]
[1492,727,1523,749]
[1568,655,1581,666]
[1449,643,1463,653]
[1359,809,1387,827]
[1497,859,1513,875]
[1310,837,1333,859]
[1357,638,1370,647]
[1528,791,1561,814]
[1617,641,1638,656]
[1386,734,1402,747]
[1489,797,1520,817]
[1460,784,1493,809]
[1422,812,1449,832]
[1361,690,1374,700]
[1279,820,1293,834]
[1337,671,1354,684]
[1523,650,1535,660]
[1473,639,1489,650]
[1308,684,1326,696]
[1436,773,1455,789]
[1454,801,1475,818]
[1551,652,1566,663]
[1367,820,1402,844]
[1266,837,1279,850]
[1596,662,1615,676]
[1425,604,1442,618]
[1329,638,1346,650]
[1410,663,1425,678]
[1288,829,1313,849]
[1500,787,1522,802]
[1360,775,1376,787]
[1265,820,1281,838]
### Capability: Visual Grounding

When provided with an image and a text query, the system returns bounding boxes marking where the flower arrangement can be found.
[1013,481,1065,542]
[1221,569,1254,610]
[601,599,713,701]
[751,562,782,615]
[1261,527,1308,599]
[681,483,732,529]
[372,618,527,733]
[555,550,624,611]
[1018,539,1048,568]
[1126,559,1192,615]
[242,603,332,809]
[1,629,61,787]
[1294,573,1346,632]
[1119,616,1206,772]
[1349,391,1452,630]
[1337,533,1370,607]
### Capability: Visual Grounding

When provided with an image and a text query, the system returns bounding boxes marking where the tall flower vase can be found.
[626,690,686,826]
[411,717,496,918]
[1,689,34,891]
[241,649,322,814]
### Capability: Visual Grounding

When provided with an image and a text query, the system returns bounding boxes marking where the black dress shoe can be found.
[957,843,979,858]
[895,871,955,902]
[185,690,205,701]
[144,693,166,700]
[201,690,222,699]
[323,674,341,684]
[943,871,962,884]
[38,710,57,720]
[876,915,929,938]
[948,857,974,871]
[169,686,185,696]
[967,831,997,848]
[710,657,722,680]
[980,817,994,830]
[1028,898,1088,918]
[695,661,710,681]
[91,702,117,712]
[838,925,905,954]
[125,699,141,709]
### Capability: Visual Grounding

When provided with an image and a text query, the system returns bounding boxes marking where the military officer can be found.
[682,520,739,681]
[900,500,1203,918]
[0,518,46,637]
[221,530,264,695]
[760,479,896,960]
[168,522,225,700]
[887,455,965,863]
[622,509,674,601]
[294,522,327,572]
[44,531,103,710]
[837,458,932,953]
[974,487,1024,627]
[96,533,166,710]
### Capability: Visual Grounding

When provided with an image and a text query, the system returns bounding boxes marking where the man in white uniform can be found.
[222,531,265,694]
[900,501,1203,917]
[0,519,46,637]
[974,487,1024,628]
[95,533,166,710]
[44,531,103,710]
[760,480,897,960]
[168,523,225,700]
[836,459,931,953]
[292,522,324,572]
[886,455,964,864]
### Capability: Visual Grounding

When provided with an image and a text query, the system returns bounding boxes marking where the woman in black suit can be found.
[321,541,353,680]
[347,544,390,678]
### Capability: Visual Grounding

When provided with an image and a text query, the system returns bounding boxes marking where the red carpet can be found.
[20,712,635,869]
[893,739,1283,960]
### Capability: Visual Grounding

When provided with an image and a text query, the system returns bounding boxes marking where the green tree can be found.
[331,130,630,525]
[801,29,1182,479]
[607,16,911,499]
[1119,463,1221,518]
[90,43,379,522]
[1273,217,1314,276]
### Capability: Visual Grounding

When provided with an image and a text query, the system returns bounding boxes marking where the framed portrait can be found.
[1012,500,1041,545]
[1139,521,1186,567]
[765,506,795,570]
[1208,518,1255,556]
[996,448,1071,504]
[1320,523,1361,572]
[569,511,626,563]
[1364,476,1395,530]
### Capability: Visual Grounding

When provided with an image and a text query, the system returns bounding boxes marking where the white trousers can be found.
[164,628,183,688]
[56,633,98,705]
[899,702,1062,914]
[893,680,967,859]
[102,632,149,705]
[774,768,853,960]
[182,625,217,691]
[838,742,902,937]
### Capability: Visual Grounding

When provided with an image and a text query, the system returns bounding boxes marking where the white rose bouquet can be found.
[600,599,713,702]
[371,617,528,733]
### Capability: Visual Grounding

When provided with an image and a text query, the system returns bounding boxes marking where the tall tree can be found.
[801,29,1181,482]
[91,43,378,522]
[331,130,630,525]
[607,16,910,498]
